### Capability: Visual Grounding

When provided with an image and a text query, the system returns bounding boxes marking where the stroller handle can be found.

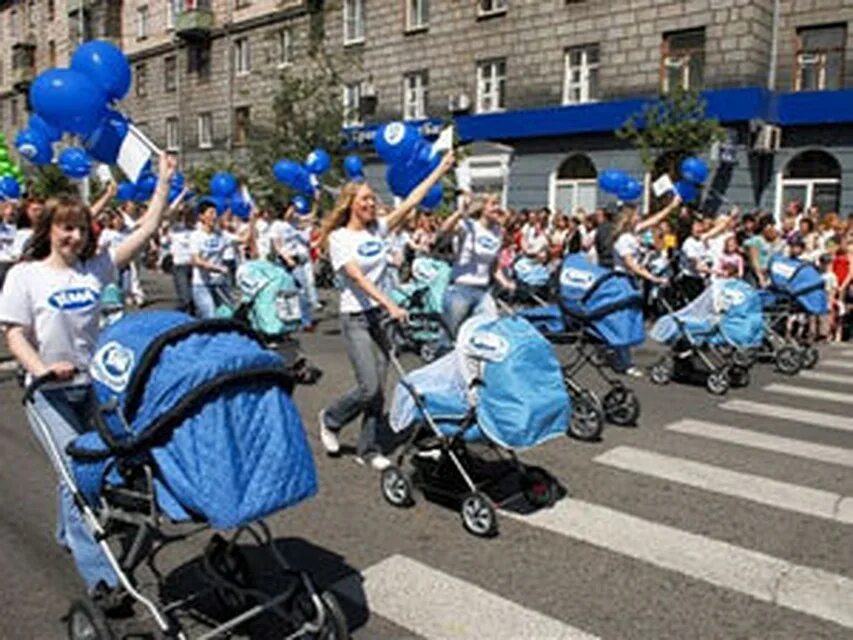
[22,370,72,405]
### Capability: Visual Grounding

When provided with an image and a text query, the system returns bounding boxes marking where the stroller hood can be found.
[768,256,828,315]
[81,311,317,529]
[514,257,552,288]
[559,254,645,347]
[234,260,301,337]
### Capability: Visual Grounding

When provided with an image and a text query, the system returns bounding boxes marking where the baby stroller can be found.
[511,256,554,300]
[26,312,347,639]
[756,256,827,374]
[99,284,125,329]
[649,278,763,395]
[515,255,643,429]
[385,315,566,537]
[389,256,453,362]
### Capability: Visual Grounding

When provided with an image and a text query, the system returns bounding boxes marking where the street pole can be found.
[767,0,780,90]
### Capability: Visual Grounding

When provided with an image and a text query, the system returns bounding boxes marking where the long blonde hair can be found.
[614,204,639,238]
[318,182,364,251]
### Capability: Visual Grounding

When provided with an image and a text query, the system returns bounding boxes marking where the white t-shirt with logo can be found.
[273,220,309,260]
[613,232,640,273]
[190,229,237,286]
[329,218,389,314]
[451,218,502,287]
[0,251,117,371]
[171,225,194,267]
[10,228,32,261]
[98,227,128,254]
[0,222,16,262]
[681,236,710,277]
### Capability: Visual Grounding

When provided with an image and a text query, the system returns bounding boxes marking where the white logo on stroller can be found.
[720,287,746,308]
[560,268,595,289]
[91,341,135,392]
[383,122,405,145]
[464,331,509,362]
[771,262,796,279]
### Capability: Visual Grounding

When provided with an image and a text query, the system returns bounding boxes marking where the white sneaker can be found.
[354,453,391,471]
[624,366,644,379]
[318,411,340,455]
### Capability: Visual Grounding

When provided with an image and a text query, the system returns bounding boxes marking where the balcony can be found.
[176,2,214,41]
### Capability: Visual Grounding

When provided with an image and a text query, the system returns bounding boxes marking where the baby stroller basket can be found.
[768,256,828,315]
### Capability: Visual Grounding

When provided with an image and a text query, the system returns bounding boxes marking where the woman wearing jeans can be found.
[317,151,455,470]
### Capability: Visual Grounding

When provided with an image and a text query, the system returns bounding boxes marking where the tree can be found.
[27,164,73,198]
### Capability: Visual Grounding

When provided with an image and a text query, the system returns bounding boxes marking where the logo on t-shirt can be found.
[47,287,99,311]
[90,341,135,392]
[357,240,384,258]
[476,235,499,252]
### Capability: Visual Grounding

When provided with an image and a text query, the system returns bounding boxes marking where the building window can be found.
[135,62,147,97]
[277,28,292,67]
[478,0,507,17]
[198,112,212,149]
[48,40,56,68]
[551,154,598,215]
[234,37,251,75]
[343,0,365,45]
[476,58,506,113]
[10,98,18,127]
[563,44,599,105]
[403,71,428,120]
[166,117,180,150]
[233,106,251,145]
[164,55,177,92]
[779,150,841,217]
[795,24,846,91]
[27,0,37,28]
[137,5,149,40]
[343,82,361,126]
[406,0,429,31]
[661,28,705,93]
[47,0,55,21]
[188,42,211,82]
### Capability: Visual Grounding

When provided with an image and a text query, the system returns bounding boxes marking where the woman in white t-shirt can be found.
[0,154,177,594]
[169,205,197,314]
[316,151,455,471]
[272,203,315,330]
[439,193,515,338]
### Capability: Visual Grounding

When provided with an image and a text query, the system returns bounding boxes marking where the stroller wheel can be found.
[731,349,753,369]
[460,492,498,538]
[602,387,641,427]
[800,345,819,370]
[381,466,415,508]
[568,389,604,441]
[728,365,750,388]
[67,598,113,640]
[521,466,558,509]
[649,358,673,386]
[590,348,608,367]
[318,590,351,640]
[775,346,802,375]
[706,371,730,396]
[419,342,439,363]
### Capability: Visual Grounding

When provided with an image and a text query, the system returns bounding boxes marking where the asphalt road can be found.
[0,272,851,639]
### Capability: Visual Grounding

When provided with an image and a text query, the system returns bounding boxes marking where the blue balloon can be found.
[420,184,443,211]
[273,159,314,196]
[674,179,699,202]
[598,169,629,195]
[343,154,364,181]
[83,109,130,165]
[229,193,251,220]
[0,176,21,199]
[617,177,643,202]
[374,121,419,164]
[116,181,136,202]
[305,148,331,175]
[680,156,709,184]
[70,40,132,102]
[195,196,226,215]
[210,172,237,198]
[291,195,310,215]
[134,171,157,200]
[30,68,108,135]
[28,114,61,143]
[58,147,92,180]
[170,172,185,192]
[15,128,53,166]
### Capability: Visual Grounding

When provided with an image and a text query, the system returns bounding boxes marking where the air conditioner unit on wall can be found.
[753,124,782,153]
[448,93,471,114]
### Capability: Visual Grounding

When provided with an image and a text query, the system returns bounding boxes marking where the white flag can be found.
[117,124,160,183]
[432,125,454,153]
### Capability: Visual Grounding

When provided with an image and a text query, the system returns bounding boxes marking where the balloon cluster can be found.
[273,147,333,198]
[674,156,710,203]
[598,168,643,202]
[0,133,25,199]
[193,172,252,220]
[375,122,443,210]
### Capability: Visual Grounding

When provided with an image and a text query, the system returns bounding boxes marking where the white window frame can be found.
[198,112,213,149]
[166,0,176,30]
[774,175,841,221]
[460,154,509,206]
[563,45,599,105]
[233,106,251,145]
[233,37,251,75]
[277,28,292,68]
[165,117,180,151]
[403,71,428,120]
[343,0,365,45]
[137,5,149,40]
[478,0,507,17]
[476,59,506,114]
[406,0,429,31]
[343,82,362,126]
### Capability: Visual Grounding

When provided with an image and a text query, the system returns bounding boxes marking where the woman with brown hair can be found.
[317,151,455,470]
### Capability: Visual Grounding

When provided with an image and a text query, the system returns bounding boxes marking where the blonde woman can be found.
[317,151,455,470]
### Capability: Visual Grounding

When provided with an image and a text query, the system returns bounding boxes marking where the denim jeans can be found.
[442,283,496,339]
[610,346,633,373]
[172,264,193,314]
[291,262,314,329]
[192,283,232,319]
[323,309,389,457]
[26,385,118,592]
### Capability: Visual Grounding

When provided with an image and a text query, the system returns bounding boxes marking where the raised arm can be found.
[439,192,472,236]
[384,151,455,232]
[113,154,177,270]
[636,194,682,233]
[90,181,117,217]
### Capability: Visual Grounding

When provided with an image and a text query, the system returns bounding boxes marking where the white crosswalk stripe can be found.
[594,446,853,524]
[820,358,853,370]
[666,419,853,468]
[764,383,853,405]
[333,555,600,640]
[720,399,853,433]
[503,500,853,629]
[798,370,853,385]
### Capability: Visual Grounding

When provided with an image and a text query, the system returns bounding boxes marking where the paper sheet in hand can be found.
[117,126,157,183]
[95,164,113,183]
[652,174,675,197]
[433,125,454,153]
[455,163,472,192]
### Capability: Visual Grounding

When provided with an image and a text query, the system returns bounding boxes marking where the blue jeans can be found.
[26,386,118,592]
[610,347,633,373]
[442,283,494,339]
[172,264,193,314]
[193,283,232,319]
[291,262,314,329]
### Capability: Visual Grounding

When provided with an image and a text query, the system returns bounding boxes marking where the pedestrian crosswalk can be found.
[820,358,853,370]
[334,353,853,638]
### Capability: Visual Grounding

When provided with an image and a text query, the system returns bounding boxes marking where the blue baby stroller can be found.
[649,278,763,394]
[515,255,643,429]
[756,256,827,374]
[389,256,453,362]
[385,315,567,537]
[511,256,553,297]
[25,312,347,639]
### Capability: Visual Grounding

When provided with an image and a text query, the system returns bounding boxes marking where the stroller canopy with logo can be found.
[768,256,828,315]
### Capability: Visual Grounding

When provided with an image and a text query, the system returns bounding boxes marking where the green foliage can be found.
[28,164,74,198]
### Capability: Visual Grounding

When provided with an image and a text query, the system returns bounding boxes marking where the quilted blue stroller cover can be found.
[217,260,302,337]
[513,256,552,288]
[768,256,828,315]
[516,304,566,334]
[559,254,645,347]
[73,311,317,529]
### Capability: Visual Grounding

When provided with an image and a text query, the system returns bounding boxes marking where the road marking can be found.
[666,419,853,468]
[332,555,599,640]
[720,399,853,433]
[504,500,853,629]
[594,446,853,524]
[764,384,853,406]
[798,370,853,386]
[820,359,853,370]
[0,360,18,372]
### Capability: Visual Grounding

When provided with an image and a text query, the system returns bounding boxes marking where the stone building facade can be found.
[0,1,851,215]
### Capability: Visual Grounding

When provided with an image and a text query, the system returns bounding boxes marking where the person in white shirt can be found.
[0,154,177,595]
[316,151,455,471]
[189,200,243,319]
[0,200,17,289]
[272,203,315,329]
[679,220,712,301]
[98,210,133,299]
[169,206,197,314]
